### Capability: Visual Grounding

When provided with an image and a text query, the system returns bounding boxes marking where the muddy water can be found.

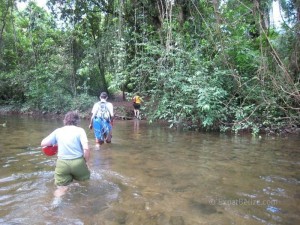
[0,115,299,225]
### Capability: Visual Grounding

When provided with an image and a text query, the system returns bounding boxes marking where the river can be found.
[0,115,299,225]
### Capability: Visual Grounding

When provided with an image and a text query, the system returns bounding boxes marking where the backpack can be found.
[97,102,111,121]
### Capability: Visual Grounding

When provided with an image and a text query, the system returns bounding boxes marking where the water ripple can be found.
[260,175,300,185]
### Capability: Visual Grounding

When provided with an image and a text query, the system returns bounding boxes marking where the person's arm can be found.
[83,142,90,169]
[83,145,90,162]
[41,137,52,147]
[110,104,114,118]
[89,103,97,129]
[81,131,90,168]
[108,103,114,119]
[41,131,56,147]
[89,114,94,129]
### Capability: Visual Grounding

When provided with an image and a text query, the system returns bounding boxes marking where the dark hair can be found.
[63,111,80,126]
[100,92,108,99]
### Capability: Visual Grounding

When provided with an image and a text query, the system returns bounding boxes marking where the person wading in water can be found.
[132,93,143,119]
[89,92,114,145]
[41,111,90,201]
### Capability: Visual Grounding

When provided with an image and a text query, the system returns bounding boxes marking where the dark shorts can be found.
[133,103,141,110]
[55,157,90,186]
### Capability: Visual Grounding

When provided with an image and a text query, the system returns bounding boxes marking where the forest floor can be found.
[110,99,135,119]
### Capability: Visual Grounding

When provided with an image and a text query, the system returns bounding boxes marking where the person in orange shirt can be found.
[132,93,143,119]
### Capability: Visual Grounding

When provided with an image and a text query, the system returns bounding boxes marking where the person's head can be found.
[63,111,80,126]
[99,92,108,100]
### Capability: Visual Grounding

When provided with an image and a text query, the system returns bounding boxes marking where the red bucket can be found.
[42,145,58,156]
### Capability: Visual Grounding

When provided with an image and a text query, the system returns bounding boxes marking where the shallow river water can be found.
[0,115,299,225]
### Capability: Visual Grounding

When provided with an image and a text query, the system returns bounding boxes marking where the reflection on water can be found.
[0,115,299,224]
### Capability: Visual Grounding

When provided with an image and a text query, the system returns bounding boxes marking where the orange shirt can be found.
[133,96,142,104]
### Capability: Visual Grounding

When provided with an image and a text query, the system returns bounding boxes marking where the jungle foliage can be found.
[0,0,299,134]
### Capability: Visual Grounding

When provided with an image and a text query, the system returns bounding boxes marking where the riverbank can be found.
[1,102,299,136]
[0,99,135,120]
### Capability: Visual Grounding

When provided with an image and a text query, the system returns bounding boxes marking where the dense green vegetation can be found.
[0,0,299,134]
